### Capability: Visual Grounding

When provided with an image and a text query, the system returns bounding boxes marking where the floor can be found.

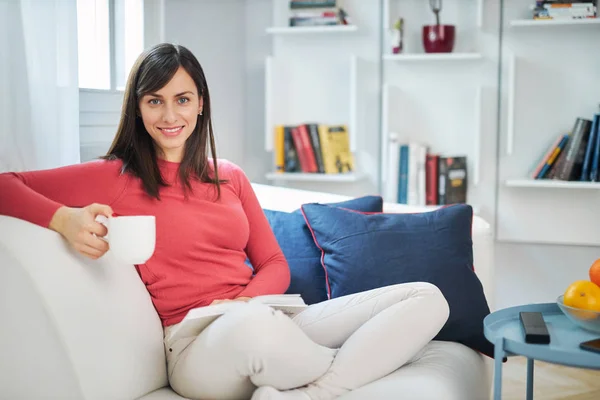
[501,356,600,399]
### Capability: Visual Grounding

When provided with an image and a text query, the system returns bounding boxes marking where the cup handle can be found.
[94,215,109,241]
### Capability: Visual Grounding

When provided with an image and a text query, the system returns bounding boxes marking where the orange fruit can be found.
[563,280,600,312]
[590,259,600,287]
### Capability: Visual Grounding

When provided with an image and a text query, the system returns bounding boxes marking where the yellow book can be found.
[317,125,336,174]
[320,125,354,173]
[274,125,285,172]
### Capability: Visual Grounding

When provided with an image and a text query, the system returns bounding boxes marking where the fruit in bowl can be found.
[563,280,600,312]
[557,278,600,333]
[589,258,600,286]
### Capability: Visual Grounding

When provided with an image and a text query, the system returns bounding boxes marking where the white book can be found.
[385,132,400,203]
[417,144,428,206]
[406,142,428,206]
[166,294,308,343]
[407,143,419,206]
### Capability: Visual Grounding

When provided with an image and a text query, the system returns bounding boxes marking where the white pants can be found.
[164,282,449,400]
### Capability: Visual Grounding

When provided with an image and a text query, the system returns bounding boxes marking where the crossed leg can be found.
[166,282,449,400]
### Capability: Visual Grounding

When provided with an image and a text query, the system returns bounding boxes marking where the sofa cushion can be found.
[300,203,494,357]
[262,196,383,305]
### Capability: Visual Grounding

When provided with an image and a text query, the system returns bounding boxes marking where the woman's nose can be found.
[161,105,177,123]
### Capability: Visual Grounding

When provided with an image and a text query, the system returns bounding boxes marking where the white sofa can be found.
[0,183,495,400]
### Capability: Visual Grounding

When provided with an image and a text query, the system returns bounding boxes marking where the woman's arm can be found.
[227,162,291,298]
[0,160,128,228]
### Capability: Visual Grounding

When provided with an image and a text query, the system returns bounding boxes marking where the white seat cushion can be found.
[338,341,490,400]
[137,387,188,400]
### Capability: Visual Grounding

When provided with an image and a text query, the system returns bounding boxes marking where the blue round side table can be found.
[484,303,600,400]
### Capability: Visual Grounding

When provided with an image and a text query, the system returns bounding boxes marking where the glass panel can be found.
[76,0,110,90]
[115,0,144,90]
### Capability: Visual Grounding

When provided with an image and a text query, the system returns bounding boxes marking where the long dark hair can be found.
[103,43,222,200]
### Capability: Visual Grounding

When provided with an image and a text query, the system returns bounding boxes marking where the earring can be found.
[198,110,203,116]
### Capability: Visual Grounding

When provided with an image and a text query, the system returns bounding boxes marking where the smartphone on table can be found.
[579,338,600,354]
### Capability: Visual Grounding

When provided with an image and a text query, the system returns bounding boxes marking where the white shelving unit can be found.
[380,0,491,211]
[263,1,375,192]
[509,18,600,28]
[495,1,600,246]
[382,0,485,58]
[264,54,368,155]
[383,53,482,62]
[265,172,364,183]
[505,179,600,190]
[266,24,358,34]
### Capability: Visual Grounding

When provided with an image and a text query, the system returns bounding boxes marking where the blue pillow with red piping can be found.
[300,202,494,358]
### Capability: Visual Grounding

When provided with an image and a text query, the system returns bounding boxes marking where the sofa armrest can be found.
[0,240,84,399]
[0,216,168,400]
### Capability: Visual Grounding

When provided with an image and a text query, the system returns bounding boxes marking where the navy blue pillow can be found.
[300,203,494,357]
[261,196,383,305]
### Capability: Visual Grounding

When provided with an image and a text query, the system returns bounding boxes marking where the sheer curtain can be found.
[0,0,80,173]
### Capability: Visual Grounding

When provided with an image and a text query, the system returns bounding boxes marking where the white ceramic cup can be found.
[95,215,156,264]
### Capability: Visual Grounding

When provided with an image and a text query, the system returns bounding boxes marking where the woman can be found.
[0,43,449,400]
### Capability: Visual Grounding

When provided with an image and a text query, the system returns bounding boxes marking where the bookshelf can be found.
[379,0,493,214]
[382,0,485,58]
[266,25,358,34]
[266,172,364,183]
[383,53,483,62]
[495,0,600,246]
[505,179,600,190]
[263,1,378,194]
[264,53,371,172]
[509,18,600,28]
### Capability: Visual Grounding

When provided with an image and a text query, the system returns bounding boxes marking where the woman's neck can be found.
[157,149,183,163]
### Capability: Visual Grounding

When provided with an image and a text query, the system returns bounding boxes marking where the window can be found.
[76,0,144,91]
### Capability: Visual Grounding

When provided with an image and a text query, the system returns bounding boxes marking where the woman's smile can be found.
[159,126,185,137]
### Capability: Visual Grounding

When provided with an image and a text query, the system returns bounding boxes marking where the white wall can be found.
[495,243,600,309]
[242,0,273,182]
[163,0,247,166]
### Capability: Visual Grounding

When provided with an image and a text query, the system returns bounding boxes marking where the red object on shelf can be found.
[422,24,455,53]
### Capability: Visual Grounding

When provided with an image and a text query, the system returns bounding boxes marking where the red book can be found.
[296,125,318,173]
[291,127,316,173]
[425,154,439,205]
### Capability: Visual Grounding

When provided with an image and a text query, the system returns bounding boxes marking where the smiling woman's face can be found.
[138,66,203,162]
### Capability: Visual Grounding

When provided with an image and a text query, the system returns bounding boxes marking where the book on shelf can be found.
[289,0,337,9]
[384,135,467,207]
[166,294,308,343]
[531,1,597,20]
[531,115,599,182]
[530,133,570,179]
[273,123,354,175]
[288,0,352,26]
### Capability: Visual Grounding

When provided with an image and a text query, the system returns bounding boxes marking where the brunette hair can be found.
[103,43,222,199]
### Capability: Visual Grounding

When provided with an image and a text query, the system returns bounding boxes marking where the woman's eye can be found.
[178,97,189,104]
[149,99,161,105]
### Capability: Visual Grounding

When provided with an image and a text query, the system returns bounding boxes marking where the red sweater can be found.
[0,159,290,326]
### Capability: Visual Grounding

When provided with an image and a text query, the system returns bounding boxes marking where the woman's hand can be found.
[49,203,114,260]
[210,297,252,305]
